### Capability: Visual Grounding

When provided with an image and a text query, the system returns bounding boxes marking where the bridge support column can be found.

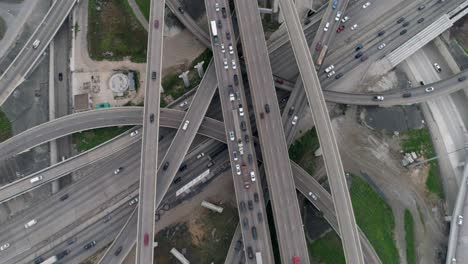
[178,71,190,87]
[194,61,205,78]
[48,40,60,194]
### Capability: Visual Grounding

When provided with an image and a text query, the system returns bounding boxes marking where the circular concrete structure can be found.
[109,73,129,94]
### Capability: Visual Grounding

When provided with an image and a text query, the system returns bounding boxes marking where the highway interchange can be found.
[1,0,468,263]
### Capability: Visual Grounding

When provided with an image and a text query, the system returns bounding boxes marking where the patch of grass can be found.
[136,0,150,20]
[154,206,238,263]
[289,129,319,175]
[401,128,444,198]
[0,17,6,41]
[350,175,399,264]
[0,108,12,142]
[308,231,346,264]
[404,209,416,264]
[72,126,131,152]
[161,49,213,103]
[88,0,147,62]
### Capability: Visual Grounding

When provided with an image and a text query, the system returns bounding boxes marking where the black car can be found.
[217,20,222,28]
[58,73,63,81]
[240,201,246,212]
[162,162,169,171]
[397,17,405,24]
[207,161,214,168]
[34,257,44,264]
[247,247,254,259]
[402,21,410,27]
[178,7,184,13]
[355,44,363,51]
[248,154,253,164]
[288,106,295,116]
[233,74,239,85]
[417,17,425,23]
[257,212,263,222]
[254,193,259,203]
[104,214,112,223]
[241,121,246,131]
[56,249,70,260]
[420,81,425,85]
[244,134,249,143]
[378,30,385,36]
[152,71,157,80]
[84,241,97,250]
[150,113,155,123]
[459,76,466,82]
[251,227,258,240]
[400,29,407,35]
[355,52,363,59]
[418,4,425,10]
[335,73,343,79]
[248,200,253,210]
[264,104,270,113]
[234,240,242,251]
[179,163,187,172]
[221,7,227,18]
[173,177,181,184]
[242,217,249,228]
[60,194,69,201]
[226,32,231,40]
[402,92,412,98]
[115,246,123,256]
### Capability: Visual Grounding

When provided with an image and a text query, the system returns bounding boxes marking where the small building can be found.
[73,93,90,112]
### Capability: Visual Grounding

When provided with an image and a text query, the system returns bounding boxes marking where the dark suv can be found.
[233,74,239,85]
[84,241,97,250]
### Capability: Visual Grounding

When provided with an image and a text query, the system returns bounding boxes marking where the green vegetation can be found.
[308,231,346,264]
[289,129,320,175]
[136,0,151,20]
[404,209,416,264]
[262,15,281,37]
[350,175,399,264]
[161,49,213,103]
[154,206,238,263]
[0,17,6,41]
[401,128,444,198]
[74,22,80,37]
[0,109,12,142]
[72,126,131,152]
[88,0,147,62]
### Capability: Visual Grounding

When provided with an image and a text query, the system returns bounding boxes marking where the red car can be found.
[360,56,368,62]
[275,78,284,84]
[144,233,149,246]
[315,41,322,51]
[293,256,300,264]
[336,25,345,33]
[154,20,159,29]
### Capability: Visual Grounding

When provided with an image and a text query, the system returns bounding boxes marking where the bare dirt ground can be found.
[334,106,447,264]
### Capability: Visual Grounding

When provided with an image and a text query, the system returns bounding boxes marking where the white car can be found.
[292,115,298,125]
[182,120,190,130]
[229,93,235,101]
[220,43,225,53]
[378,43,386,50]
[0,243,10,251]
[341,16,349,23]
[324,65,334,73]
[130,130,139,137]
[235,164,241,175]
[335,11,342,21]
[327,71,336,78]
[433,63,442,72]
[223,58,228,69]
[373,95,384,101]
[24,219,37,229]
[228,44,234,54]
[250,171,256,182]
[233,151,238,161]
[458,215,464,225]
[232,60,237,69]
[114,167,122,175]
[215,3,220,11]
[238,105,244,116]
[362,2,371,8]
[197,152,205,159]
[351,24,358,30]
[425,86,434,93]
[128,197,138,206]
[324,22,330,32]
[308,192,318,200]
[229,131,235,141]
[179,100,188,108]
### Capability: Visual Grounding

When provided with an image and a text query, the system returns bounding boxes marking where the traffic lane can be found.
[0,146,141,263]
[236,2,309,263]
[278,0,364,261]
